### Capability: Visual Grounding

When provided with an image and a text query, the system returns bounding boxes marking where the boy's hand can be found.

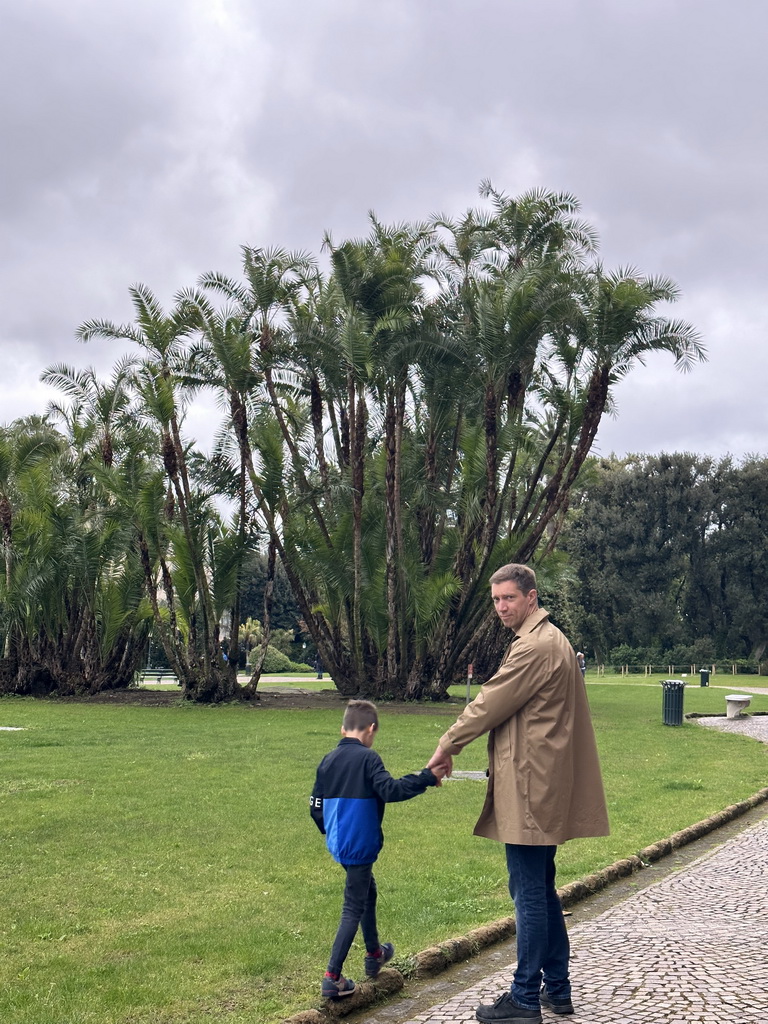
[427,744,453,786]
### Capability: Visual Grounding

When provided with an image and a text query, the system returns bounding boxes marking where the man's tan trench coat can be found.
[439,607,609,846]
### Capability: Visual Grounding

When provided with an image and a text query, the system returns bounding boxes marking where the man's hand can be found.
[427,744,453,785]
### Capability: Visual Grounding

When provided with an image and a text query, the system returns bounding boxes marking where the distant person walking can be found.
[313,655,324,680]
[427,564,609,1024]
[576,651,586,677]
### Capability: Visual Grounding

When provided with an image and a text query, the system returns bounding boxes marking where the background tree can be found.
[685,457,768,661]
[238,552,302,634]
[564,453,768,666]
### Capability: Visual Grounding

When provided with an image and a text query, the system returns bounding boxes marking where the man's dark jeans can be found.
[328,863,379,975]
[505,843,571,1009]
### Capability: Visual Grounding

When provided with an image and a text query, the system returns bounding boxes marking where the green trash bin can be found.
[661,679,685,726]
[700,668,710,687]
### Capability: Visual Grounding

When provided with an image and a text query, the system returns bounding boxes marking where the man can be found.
[427,564,609,1024]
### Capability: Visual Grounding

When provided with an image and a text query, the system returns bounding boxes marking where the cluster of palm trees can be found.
[0,184,704,701]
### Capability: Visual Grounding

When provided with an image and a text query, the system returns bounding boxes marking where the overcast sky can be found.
[2,0,765,459]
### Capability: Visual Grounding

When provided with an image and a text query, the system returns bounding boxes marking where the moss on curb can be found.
[282,786,768,1023]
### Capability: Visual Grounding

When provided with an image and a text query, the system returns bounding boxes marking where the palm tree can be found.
[192,249,329,691]
[326,219,438,690]
[511,266,706,561]
[0,418,63,662]
[177,289,268,684]
[78,286,236,701]
[0,413,152,696]
[404,190,590,693]
[41,359,136,468]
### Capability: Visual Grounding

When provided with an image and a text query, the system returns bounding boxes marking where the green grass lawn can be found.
[1,681,766,1024]
[254,668,768,696]
[140,672,326,693]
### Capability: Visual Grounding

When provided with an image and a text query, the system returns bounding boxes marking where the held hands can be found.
[426,744,453,787]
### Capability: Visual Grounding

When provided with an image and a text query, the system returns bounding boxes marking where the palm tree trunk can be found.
[350,381,367,687]
[244,539,277,694]
[1,497,13,659]
[394,378,409,688]
[384,388,398,688]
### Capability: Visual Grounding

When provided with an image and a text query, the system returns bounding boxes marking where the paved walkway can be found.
[396,815,768,1024]
[696,710,768,743]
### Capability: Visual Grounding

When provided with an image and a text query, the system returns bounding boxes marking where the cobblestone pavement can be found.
[398,816,768,1023]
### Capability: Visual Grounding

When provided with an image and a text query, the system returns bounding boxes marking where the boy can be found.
[310,699,443,999]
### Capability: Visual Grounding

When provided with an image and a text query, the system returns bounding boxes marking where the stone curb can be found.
[686,710,768,717]
[282,785,768,1024]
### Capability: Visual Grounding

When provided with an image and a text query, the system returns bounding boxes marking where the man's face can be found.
[491,581,538,632]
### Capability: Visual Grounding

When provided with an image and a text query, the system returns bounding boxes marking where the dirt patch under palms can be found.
[59,685,463,715]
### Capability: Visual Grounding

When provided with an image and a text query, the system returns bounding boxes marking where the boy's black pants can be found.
[327,863,379,975]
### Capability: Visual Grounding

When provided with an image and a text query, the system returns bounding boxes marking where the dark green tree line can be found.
[564,453,768,666]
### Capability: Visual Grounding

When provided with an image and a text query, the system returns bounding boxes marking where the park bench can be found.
[725,694,751,718]
[139,668,179,685]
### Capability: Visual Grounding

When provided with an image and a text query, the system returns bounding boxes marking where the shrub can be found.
[248,645,309,674]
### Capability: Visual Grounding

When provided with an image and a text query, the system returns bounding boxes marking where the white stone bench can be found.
[725,694,752,719]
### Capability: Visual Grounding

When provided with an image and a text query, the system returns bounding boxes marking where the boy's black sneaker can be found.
[540,987,574,1014]
[476,992,542,1023]
[322,973,356,999]
[364,942,395,977]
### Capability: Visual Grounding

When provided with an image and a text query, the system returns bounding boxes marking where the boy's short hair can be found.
[343,700,379,732]
[489,562,537,595]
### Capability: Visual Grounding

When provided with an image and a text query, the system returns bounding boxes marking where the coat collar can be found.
[512,605,550,639]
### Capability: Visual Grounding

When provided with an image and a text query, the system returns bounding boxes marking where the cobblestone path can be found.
[400,815,768,1023]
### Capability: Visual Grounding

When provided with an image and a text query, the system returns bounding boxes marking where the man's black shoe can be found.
[540,988,574,1015]
[476,992,542,1024]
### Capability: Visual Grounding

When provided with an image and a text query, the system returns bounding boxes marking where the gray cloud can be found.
[1,0,765,457]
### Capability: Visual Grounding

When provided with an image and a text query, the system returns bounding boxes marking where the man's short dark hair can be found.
[489,563,537,595]
[343,700,379,732]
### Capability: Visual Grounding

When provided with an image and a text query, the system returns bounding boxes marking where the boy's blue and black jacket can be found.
[310,737,438,866]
